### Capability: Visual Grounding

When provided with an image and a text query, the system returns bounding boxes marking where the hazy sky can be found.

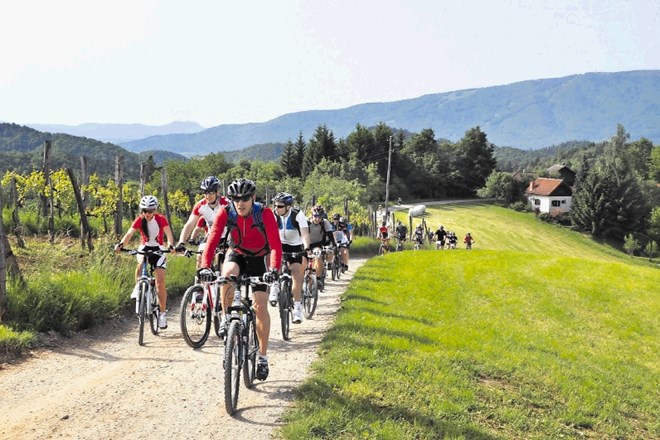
[2,0,658,127]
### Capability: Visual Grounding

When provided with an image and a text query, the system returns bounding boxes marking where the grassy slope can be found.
[282,204,659,439]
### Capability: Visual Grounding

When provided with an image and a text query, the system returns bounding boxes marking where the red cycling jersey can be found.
[201,205,282,270]
[130,213,169,245]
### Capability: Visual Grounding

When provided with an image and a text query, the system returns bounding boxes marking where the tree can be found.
[302,124,336,177]
[650,146,660,182]
[346,124,377,169]
[623,234,639,256]
[571,126,650,240]
[280,140,296,177]
[477,171,523,204]
[453,126,497,196]
[627,138,654,180]
[293,132,306,178]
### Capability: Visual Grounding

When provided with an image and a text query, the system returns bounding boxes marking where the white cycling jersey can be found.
[192,198,223,227]
[275,208,308,246]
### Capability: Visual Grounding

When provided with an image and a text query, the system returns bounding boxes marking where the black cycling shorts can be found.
[226,252,268,292]
[282,243,305,265]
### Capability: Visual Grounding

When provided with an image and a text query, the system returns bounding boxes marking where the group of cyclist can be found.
[377,220,476,251]
[114,176,352,382]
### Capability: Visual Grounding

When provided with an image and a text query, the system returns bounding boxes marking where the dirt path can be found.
[0,259,366,440]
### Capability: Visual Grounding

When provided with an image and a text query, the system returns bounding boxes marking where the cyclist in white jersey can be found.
[175,176,228,267]
[270,192,310,324]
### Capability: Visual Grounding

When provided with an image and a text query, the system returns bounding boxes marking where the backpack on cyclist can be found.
[222,202,269,255]
[276,207,302,235]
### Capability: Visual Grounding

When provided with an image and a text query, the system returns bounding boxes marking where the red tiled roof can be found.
[526,178,572,196]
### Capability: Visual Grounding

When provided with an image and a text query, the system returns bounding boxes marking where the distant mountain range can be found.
[112,70,659,155]
[25,121,205,144]
[7,71,658,158]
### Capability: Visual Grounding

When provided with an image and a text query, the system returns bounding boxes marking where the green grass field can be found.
[281,204,659,439]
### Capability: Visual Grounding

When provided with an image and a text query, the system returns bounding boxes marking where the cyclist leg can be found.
[221,254,242,315]
[245,256,270,358]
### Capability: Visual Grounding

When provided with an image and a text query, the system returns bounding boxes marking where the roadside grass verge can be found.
[1,235,197,356]
[282,251,659,437]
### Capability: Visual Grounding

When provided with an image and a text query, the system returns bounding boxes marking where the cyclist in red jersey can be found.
[198,178,282,381]
[175,176,228,268]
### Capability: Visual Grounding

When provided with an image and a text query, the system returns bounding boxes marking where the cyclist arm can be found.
[177,201,203,245]
[297,210,311,250]
[116,226,138,250]
[263,208,283,270]
[200,208,227,268]
[163,225,176,250]
[323,220,337,246]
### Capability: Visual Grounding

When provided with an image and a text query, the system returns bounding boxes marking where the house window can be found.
[534,199,541,206]
[551,200,561,207]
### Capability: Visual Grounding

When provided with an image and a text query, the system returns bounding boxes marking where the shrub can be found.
[509,201,528,212]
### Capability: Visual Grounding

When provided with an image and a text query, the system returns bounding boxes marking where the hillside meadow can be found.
[280,204,659,439]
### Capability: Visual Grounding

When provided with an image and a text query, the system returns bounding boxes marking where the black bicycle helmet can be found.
[227,178,256,198]
[200,176,221,192]
[312,205,325,216]
[272,192,294,205]
[332,213,341,221]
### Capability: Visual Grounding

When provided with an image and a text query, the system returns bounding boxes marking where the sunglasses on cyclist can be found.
[203,190,216,195]
[142,209,156,214]
[230,195,252,202]
[312,214,321,218]
[275,204,286,209]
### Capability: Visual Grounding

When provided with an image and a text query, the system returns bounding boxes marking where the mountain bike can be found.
[378,238,390,255]
[276,251,304,341]
[302,248,320,319]
[220,274,263,416]
[394,236,405,252]
[120,248,171,346]
[179,247,226,348]
[331,247,342,281]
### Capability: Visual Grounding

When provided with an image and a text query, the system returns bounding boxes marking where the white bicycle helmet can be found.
[139,195,159,210]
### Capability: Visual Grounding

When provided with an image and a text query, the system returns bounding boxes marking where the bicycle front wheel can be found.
[223,320,242,416]
[149,288,160,336]
[137,281,149,346]
[180,285,211,348]
[302,275,318,319]
[243,313,258,389]
[279,279,291,341]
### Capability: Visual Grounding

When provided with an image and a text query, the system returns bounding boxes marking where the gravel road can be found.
[0,259,365,440]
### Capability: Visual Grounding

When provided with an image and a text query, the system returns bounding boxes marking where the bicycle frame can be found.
[121,248,170,346]
[219,274,263,416]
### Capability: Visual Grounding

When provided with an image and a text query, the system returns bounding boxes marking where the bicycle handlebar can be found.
[120,248,172,256]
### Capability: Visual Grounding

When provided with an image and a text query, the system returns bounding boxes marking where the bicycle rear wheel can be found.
[137,281,148,346]
[279,279,291,341]
[149,288,159,336]
[302,275,318,319]
[242,312,258,389]
[334,258,342,280]
[180,285,211,348]
[223,320,241,416]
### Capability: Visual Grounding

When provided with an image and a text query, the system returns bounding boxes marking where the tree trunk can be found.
[0,180,7,323]
[160,168,173,233]
[80,156,90,250]
[67,168,94,252]
[114,155,124,238]
[10,177,24,248]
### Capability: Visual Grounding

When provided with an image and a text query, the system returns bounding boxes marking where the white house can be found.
[526,178,573,214]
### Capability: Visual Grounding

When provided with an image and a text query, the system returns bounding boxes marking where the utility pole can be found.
[384,135,393,224]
